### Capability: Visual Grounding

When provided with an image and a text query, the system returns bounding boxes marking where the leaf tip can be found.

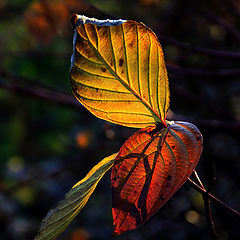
[71,13,78,28]
[112,226,126,236]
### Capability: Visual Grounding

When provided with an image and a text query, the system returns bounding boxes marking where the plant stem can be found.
[187,178,240,219]
[202,192,218,240]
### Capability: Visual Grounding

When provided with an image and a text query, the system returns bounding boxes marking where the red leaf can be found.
[111,121,203,235]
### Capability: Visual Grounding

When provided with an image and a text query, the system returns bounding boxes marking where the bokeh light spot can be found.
[185,210,200,224]
[7,156,25,174]
[210,25,226,41]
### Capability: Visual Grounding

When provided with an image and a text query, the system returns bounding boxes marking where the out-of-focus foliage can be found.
[24,0,82,44]
[0,0,239,240]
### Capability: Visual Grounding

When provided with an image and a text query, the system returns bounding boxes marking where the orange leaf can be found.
[70,15,169,128]
[111,121,203,235]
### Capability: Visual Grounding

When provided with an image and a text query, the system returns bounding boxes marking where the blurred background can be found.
[0,0,240,239]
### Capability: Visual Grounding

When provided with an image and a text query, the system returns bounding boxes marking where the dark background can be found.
[0,0,239,239]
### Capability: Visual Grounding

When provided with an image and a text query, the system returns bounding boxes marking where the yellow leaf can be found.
[70,15,169,128]
[34,153,117,240]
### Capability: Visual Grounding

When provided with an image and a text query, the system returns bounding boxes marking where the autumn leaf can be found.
[111,121,203,235]
[34,153,117,240]
[70,15,169,128]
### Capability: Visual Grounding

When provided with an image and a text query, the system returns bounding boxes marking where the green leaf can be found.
[34,153,117,240]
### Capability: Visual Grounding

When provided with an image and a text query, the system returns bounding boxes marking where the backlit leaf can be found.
[111,121,203,235]
[34,153,117,240]
[70,15,169,128]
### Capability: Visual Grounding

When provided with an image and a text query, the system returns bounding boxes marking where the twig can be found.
[158,35,240,59]
[193,170,205,189]
[202,193,218,240]
[196,120,240,130]
[187,178,240,219]
[207,160,217,193]
[172,118,240,131]
[191,171,218,240]
[167,64,240,78]
[0,78,85,111]
[0,70,67,94]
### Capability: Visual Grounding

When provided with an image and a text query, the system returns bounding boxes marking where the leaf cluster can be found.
[35,14,203,239]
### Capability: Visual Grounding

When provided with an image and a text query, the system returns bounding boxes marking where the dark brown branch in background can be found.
[197,120,240,130]
[158,35,240,59]
[0,70,67,94]
[0,80,81,110]
[167,64,240,78]
[0,77,86,112]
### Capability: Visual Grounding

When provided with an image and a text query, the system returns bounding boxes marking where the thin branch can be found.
[167,64,240,78]
[0,79,83,110]
[202,193,218,240]
[158,35,240,59]
[187,178,240,219]
[174,118,240,131]
[0,71,89,112]
[207,160,217,193]
[0,70,67,94]
[193,170,205,189]
[197,120,240,130]
[192,171,218,240]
